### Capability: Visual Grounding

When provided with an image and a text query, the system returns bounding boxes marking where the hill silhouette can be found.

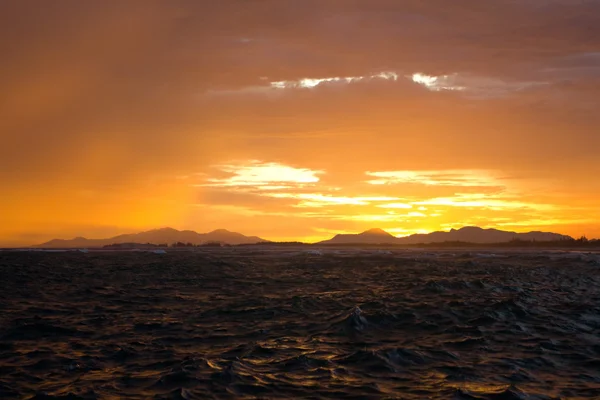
[36,228,268,248]
[319,226,572,245]
[32,226,586,248]
[319,228,397,244]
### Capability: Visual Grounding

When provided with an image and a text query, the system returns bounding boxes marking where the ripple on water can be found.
[1,250,600,398]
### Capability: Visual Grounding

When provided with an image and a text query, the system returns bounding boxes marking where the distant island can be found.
[315,226,599,248]
[318,226,572,245]
[35,228,267,248]
[29,226,600,249]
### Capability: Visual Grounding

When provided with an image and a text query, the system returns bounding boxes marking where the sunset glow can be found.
[1,1,600,246]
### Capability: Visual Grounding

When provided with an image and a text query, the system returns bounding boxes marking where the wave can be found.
[1,250,600,398]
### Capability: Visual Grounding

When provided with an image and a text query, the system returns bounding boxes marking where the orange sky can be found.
[1,1,600,246]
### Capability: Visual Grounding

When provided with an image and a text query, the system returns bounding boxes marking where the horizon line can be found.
[3,224,598,248]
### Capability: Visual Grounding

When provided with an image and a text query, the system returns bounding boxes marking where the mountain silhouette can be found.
[321,228,397,244]
[319,226,572,245]
[35,226,575,248]
[36,228,268,248]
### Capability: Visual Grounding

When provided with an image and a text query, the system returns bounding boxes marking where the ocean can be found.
[1,248,600,399]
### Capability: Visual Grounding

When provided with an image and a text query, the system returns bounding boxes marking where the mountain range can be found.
[35,228,267,248]
[34,226,574,248]
[318,226,572,245]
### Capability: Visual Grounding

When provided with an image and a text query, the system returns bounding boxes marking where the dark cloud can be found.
[183,0,600,83]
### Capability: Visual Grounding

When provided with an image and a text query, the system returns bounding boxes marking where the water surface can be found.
[1,249,600,399]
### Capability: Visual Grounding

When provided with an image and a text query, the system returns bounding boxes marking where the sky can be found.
[1,0,600,246]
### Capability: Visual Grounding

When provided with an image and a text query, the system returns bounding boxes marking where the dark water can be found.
[1,249,600,399]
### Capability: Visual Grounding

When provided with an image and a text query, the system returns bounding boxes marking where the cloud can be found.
[186,160,580,237]
[199,161,323,188]
[209,69,551,99]
[494,218,597,227]
[267,193,400,208]
[410,72,549,98]
[413,196,556,211]
[376,203,413,209]
[197,162,407,208]
[270,71,399,90]
[206,71,400,96]
[365,170,503,187]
